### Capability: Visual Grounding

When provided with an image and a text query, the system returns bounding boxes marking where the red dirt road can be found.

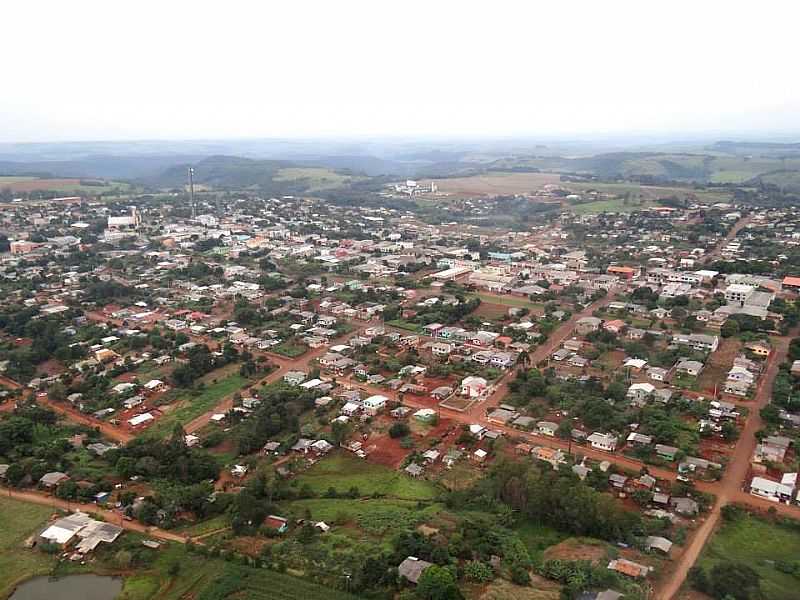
[656,331,792,600]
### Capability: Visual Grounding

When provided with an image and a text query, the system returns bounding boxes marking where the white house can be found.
[587,432,618,452]
[460,376,488,398]
[363,395,388,415]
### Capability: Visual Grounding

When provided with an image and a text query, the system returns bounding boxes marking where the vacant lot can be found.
[295,451,438,500]
[145,373,248,438]
[699,513,800,600]
[433,172,562,198]
[0,497,56,598]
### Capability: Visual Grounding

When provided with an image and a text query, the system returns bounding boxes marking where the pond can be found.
[10,574,122,600]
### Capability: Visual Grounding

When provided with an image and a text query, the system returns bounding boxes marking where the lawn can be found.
[294,452,438,500]
[145,374,249,438]
[175,514,230,537]
[271,341,308,358]
[699,513,800,600]
[0,497,57,598]
[386,319,422,333]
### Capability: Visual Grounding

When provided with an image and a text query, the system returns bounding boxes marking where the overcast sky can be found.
[3,1,799,143]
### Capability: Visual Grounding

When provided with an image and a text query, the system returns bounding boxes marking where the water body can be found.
[10,574,122,600]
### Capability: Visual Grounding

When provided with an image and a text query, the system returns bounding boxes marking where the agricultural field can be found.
[698,512,800,600]
[0,497,57,598]
[0,176,130,194]
[273,167,363,192]
[92,542,360,600]
[294,452,438,500]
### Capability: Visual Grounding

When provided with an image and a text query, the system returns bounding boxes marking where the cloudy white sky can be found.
[2,1,799,142]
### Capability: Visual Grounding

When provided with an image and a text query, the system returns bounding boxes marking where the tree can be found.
[390,422,411,439]
[721,319,740,338]
[416,565,462,600]
[707,562,760,600]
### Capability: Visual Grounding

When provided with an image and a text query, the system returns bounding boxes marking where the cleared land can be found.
[698,513,800,600]
[432,172,562,198]
[0,497,57,598]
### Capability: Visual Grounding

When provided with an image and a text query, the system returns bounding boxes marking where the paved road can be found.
[656,331,792,600]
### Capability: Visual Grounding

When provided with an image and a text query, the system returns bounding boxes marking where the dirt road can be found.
[1,486,188,544]
[701,214,752,265]
[36,393,133,444]
[656,332,791,600]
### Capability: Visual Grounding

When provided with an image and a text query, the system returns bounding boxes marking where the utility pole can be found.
[188,167,196,220]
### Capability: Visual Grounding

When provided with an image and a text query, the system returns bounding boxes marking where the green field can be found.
[273,167,362,192]
[283,498,443,537]
[106,542,360,600]
[295,452,438,500]
[569,197,660,215]
[467,292,545,311]
[0,497,57,598]
[145,374,248,438]
[699,513,800,600]
[0,176,130,194]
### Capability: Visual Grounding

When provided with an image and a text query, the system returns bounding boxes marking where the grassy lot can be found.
[271,341,308,358]
[699,513,800,600]
[295,452,438,500]
[516,522,569,563]
[0,497,57,598]
[175,514,230,537]
[467,292,545,311]
[145,374,248,438]
[385,319,422,333]
[282,498,443,538]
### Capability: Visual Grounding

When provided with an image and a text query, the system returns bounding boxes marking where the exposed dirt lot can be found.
[543,538,609,563]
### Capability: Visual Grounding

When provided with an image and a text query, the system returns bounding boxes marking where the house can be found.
[39,471,70,489]
[655,444,678,461]
[537,421,558,437]
[750,476,795,503]
[646,536,673,554]
[398,556,434,584]
[627,382,655,404]
[532,446,566,468]
[627,432,653,446]
[487,408,517,425]
[608,558,650,578]
[647,367,668,382]
[283,371,306,385]
[603,319,626,334]
[575,316,602,335]
[460,376,488,398]
[745,340,771,358]
[264,515,288,533]
[587,432,618,452]
[675,359,703,377]
[472,448,488,463]
[673,333,719,353]
[363,394,388,415]
[38,512,122,553]
[670,497,699,516]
